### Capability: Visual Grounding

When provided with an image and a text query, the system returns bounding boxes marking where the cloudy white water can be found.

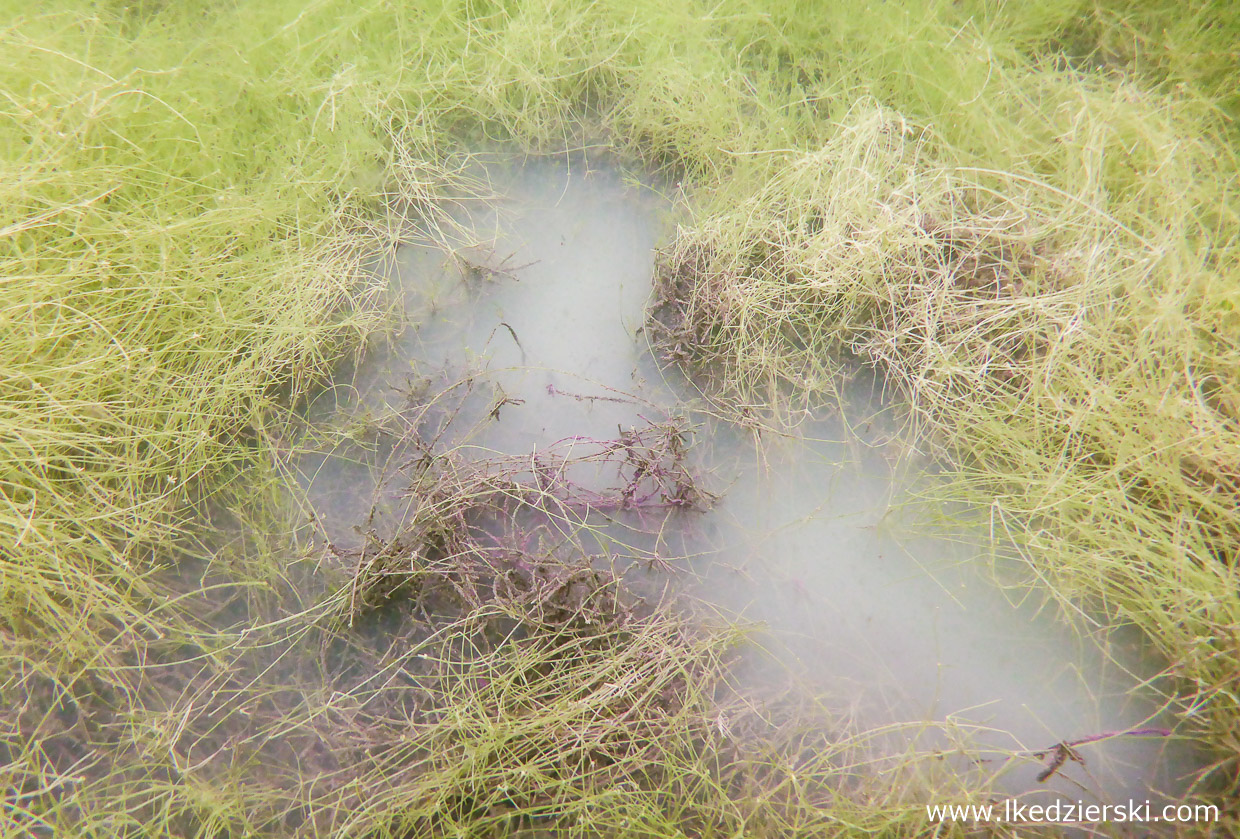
[293,153,1196,807]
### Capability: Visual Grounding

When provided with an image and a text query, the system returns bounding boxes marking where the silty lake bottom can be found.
[288,153,1199,810]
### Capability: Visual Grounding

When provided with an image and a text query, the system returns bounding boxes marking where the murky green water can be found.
[291,153,1195,808]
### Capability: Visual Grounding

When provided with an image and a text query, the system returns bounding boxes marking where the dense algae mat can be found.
[3,1,1239,836]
